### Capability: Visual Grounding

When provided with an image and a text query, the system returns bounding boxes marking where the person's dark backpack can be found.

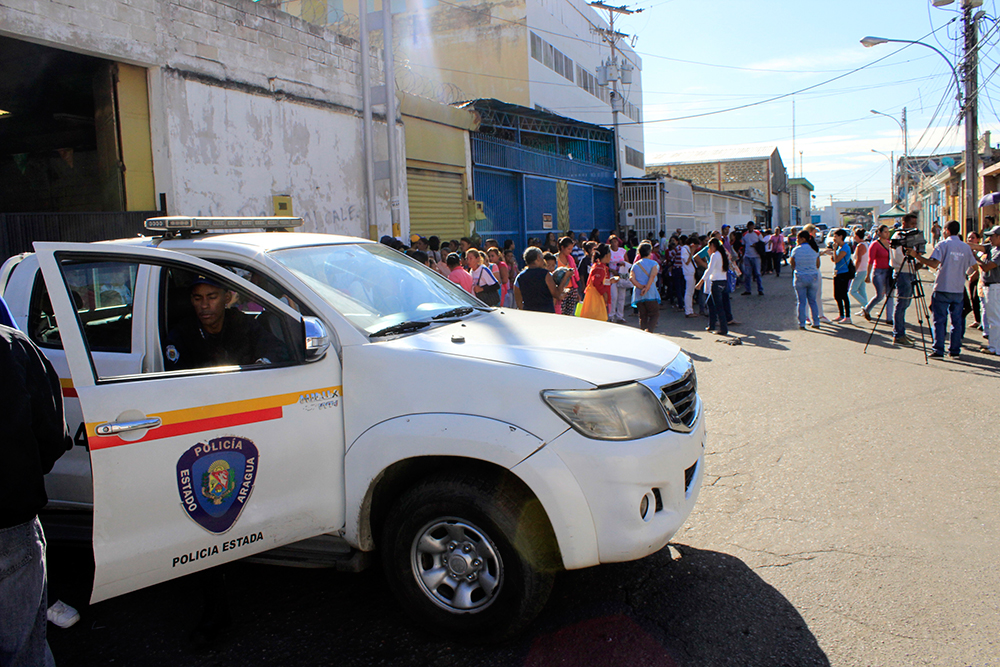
[476,268,501,306]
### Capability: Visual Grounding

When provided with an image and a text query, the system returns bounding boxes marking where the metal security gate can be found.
[622,181,660,241]
[593,187,615,237]
[472,167,522,251]
[406,167,467,242]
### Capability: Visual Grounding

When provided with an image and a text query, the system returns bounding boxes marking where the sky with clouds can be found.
[619,0,1000,209]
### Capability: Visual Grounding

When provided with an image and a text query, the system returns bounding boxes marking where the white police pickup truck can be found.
[0,217,705,641]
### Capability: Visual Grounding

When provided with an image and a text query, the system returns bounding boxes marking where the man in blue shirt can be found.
[908,220,977,358]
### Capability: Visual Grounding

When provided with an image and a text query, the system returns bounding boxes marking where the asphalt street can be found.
[45,263,1000,667]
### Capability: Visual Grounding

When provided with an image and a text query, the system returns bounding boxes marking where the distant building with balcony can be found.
[645,147,789,227]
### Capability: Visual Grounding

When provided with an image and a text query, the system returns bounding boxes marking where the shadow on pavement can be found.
[530,544,829,667]
[45,542,828,667]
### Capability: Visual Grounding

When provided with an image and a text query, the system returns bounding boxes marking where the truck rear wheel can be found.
[380,472,556,642]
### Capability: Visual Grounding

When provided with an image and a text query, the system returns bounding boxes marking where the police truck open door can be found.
[35,242,345,602]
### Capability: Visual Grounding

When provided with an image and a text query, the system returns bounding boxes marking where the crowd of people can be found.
[392,224,791,336]
[787,213,999,359]
[392,215,999,359]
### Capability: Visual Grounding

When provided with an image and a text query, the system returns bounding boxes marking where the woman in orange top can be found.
[582,243,618,320]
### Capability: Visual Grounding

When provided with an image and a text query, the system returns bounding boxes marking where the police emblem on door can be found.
[176,436,259,534]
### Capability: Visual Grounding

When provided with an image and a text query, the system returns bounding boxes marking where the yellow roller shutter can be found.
[407,167,468,241]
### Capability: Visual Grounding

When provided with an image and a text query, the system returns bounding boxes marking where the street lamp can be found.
[862,16,981,232]
[871,109,908,204]
[872,149,895,203]
[860,36,962,105]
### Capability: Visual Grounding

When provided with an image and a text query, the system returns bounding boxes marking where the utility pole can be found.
[359,0,401,240]
[902,106,908,206]
[590,2,640,234]
[964,2,980,233]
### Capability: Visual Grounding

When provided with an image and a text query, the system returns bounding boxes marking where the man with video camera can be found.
[907,220,977,358]
[889,213,926,346]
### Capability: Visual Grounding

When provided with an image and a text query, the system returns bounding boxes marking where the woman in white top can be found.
[607,236,629,323]
[466,249,500,305]
[681,238,698,317]
[695,238,731,336]
[848,227,868,314]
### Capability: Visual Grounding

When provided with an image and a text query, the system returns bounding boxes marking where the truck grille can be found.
[659,369,698,431]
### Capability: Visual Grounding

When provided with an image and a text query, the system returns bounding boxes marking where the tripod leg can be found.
[912,276,930,363]
[864,282,896,353]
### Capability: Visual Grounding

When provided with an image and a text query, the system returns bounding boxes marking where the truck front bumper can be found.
[515,405,705,568]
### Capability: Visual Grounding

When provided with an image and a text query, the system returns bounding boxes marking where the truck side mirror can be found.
[303,316,331,361]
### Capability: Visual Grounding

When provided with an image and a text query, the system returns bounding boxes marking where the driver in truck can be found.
[164,275,290,371]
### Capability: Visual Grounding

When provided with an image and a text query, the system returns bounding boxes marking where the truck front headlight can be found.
[541,383,668,441]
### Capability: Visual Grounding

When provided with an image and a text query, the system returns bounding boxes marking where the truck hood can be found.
[388,309,681,386]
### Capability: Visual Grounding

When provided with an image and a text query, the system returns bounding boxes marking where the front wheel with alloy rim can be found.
[380,472,558,642]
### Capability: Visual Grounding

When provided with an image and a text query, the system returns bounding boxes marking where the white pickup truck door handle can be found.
[95,417,162,436]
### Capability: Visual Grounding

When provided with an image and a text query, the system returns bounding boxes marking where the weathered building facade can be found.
[0,0,404,249]
[390,0,646,178]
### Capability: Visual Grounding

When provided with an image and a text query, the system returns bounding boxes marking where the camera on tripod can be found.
[890,228,925,250]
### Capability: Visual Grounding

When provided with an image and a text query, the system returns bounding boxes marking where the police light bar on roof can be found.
[144,216,304,231]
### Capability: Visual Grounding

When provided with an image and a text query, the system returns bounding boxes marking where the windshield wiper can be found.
[431,306,475,320]
[368,321,431,338]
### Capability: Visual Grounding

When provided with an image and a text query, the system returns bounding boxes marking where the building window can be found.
[528,34,615,105]
[625,146,644,169]
[530,31,542,62]
[562,55,574,82]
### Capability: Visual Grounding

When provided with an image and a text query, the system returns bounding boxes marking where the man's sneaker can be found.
[949,352,961,359]
[47,600,80,629]
[741,291,751,296]
[929,351,945,359]
[758,292,764,296]
[893,336,915,347]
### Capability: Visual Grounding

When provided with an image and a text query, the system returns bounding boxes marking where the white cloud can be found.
[743,48,871,74]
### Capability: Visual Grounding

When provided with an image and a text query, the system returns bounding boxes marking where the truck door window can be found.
[215,263,303,315]
[29,261,137,353]
[160,266,303,373]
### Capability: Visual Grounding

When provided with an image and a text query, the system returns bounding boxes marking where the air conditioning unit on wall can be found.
[620,208,635,228]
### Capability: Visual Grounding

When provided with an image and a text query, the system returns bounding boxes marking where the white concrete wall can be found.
[526,0,644,178]
[0,0,406,238]
[694,192,756,235]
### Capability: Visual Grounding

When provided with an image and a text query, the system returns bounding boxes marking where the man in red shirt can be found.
[446,252,474,294]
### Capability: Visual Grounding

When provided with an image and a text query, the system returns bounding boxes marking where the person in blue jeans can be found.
[908,220,977,358]
[863,225,894,325]
[1,326,72,667]
[790,230,821,328]
[741,221,765,295]
[696,238,731,335]
[889,213,926,346]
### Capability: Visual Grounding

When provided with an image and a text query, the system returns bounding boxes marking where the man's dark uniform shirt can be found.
[164,308,290,371]
[0,325,72,529]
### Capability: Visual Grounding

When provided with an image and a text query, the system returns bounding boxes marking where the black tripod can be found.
[863,256,931,363]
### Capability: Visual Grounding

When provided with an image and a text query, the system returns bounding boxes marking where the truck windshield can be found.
[270,243,483,336]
